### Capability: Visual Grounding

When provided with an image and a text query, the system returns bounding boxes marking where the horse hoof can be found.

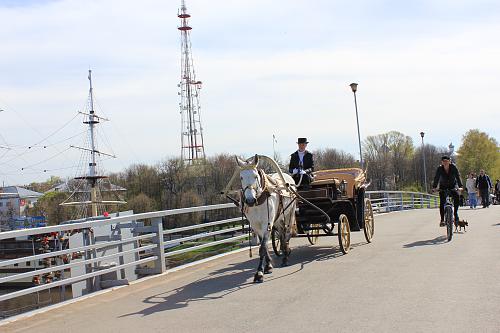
[253,272,264,283]
[264,265,273,274]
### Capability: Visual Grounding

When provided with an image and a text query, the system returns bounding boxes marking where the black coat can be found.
[476,174,492,189]
[432,163,463,190]
[289,150,314,174]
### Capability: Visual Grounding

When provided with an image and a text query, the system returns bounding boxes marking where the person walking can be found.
[476,169,492,208]
[465,172,478,209]
[495,179,500,205]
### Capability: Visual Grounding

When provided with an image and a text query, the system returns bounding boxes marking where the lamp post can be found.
[420,132,427,192]
[349,83,363,169]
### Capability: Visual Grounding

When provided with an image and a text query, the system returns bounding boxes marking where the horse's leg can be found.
[264,232,273,274]
[254,232,269,283]
[281,209,294,267]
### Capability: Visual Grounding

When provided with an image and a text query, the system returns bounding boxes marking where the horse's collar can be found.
[256,189,271,206]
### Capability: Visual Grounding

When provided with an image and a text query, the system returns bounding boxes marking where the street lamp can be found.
[349,83,363,169]
[420,132,427,192]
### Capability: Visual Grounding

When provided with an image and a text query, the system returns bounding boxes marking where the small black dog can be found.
[455,219,469,232]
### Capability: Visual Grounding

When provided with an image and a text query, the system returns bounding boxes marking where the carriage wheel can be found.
[306,224,320,245]
[271,226,282,257]
[337,214,351,254]
[363,198,375,243]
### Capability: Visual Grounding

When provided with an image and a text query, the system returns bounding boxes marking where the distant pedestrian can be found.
[476,169,492,208]
[495,179,500,205]
[465,172,477,209]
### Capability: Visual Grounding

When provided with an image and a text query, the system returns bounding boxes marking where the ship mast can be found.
[87,70,99,217]
[61,70,125,217]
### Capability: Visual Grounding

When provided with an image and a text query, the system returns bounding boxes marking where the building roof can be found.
[0,186,43,199]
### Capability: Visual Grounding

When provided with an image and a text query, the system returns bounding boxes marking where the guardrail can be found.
[0,203,247,312]
[0,191,436,316]
[366,191,438,212]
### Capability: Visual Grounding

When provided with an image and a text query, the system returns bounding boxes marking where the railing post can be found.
[411,193,414,208]
[400,192,404,210]
[152,217,166,274]
[420,193,424,208]
[427,194,431,208]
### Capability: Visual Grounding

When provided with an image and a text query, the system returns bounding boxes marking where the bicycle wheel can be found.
[444,205,453,242]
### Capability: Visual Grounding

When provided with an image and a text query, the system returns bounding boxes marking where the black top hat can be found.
[441,155,450,160]
[297,138,309,144]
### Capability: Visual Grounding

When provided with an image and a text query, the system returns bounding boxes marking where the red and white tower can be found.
[178,0,205,164]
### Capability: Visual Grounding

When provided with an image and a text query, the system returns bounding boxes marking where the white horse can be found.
[236,155,297,283]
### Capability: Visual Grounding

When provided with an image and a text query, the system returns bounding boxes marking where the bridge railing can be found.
[0,203,247,309]
[0,191,436,314]
[366,191,438,212]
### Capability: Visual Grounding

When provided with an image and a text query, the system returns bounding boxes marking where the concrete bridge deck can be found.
[2,206,500,332]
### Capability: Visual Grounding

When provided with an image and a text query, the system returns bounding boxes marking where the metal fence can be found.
[367,191,438,213]
[0,191,437,315]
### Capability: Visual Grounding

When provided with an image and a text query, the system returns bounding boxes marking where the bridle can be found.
[240,167,269,207]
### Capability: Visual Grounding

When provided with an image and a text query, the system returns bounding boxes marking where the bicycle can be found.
[441,189,456,242]
[432,187,457,242]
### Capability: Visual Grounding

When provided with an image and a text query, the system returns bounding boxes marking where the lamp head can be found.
[349,83,358,93]
[420,131,424,138]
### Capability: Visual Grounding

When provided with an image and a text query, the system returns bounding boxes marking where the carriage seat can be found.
[311,168,365,199]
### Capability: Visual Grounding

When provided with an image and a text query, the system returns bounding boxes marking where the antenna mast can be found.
[178,0,206,164]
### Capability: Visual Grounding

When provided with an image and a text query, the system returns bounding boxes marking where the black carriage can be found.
[272,168,374,255]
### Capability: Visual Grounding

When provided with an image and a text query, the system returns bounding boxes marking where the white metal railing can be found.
[0,191,436,315]
[0,203,246,307]
[366,191,439,212]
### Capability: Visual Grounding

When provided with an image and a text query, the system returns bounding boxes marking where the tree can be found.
[26,176,63,193]
[125,193,155,214]
[31,191,75,225]
[456,129,500,180]
[314,148,357,170]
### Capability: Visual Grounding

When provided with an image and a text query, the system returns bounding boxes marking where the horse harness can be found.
[241,169,293,228]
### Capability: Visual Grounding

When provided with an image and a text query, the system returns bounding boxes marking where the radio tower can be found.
[178,0,205,164]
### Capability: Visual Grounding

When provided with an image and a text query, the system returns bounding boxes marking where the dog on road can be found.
[455,219,469,232]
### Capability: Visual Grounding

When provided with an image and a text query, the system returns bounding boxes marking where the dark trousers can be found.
[439,190,460,222]
[292,173,312,188]
[479,188,490,207]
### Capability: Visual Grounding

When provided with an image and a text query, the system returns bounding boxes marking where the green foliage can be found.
[31,191,75,225]
[457,129,500,180]
[26,176,62,193]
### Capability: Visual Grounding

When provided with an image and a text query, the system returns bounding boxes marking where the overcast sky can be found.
[0,0,499,186]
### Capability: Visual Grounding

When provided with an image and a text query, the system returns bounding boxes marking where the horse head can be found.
[236,155,262,206]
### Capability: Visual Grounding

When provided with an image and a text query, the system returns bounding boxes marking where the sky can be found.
[0,0,499,186]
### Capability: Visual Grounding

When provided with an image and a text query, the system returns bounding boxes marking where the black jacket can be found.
[476,174,492,189]
[289,150,314,174]
[432,163,463,190]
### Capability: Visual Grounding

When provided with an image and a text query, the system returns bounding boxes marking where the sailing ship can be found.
[59,70,126,218]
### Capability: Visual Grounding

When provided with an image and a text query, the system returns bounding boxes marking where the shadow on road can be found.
[119,242,367,318]
[403,235,447,248]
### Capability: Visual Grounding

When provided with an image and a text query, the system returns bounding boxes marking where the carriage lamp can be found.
[349,83,358,93]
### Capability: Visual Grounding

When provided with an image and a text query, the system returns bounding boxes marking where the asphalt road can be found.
[3,206,500,333]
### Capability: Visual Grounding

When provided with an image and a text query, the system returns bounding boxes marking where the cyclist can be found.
[432,155,463,226]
